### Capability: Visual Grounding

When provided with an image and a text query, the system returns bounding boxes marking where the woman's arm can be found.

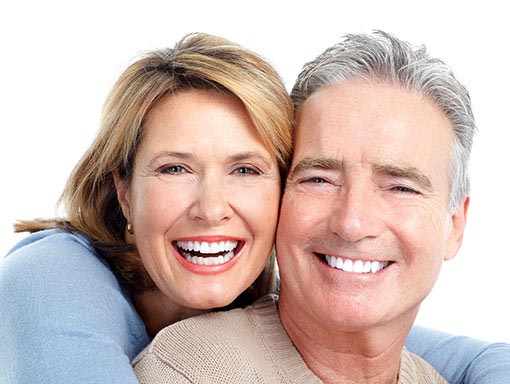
[0,230,149,384]
[407,325,510,384]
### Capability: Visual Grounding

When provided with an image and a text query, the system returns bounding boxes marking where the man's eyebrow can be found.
[289,157,343,178]
[373,164,432,190]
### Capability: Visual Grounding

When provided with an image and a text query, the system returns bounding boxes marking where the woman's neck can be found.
[133,289,208,337]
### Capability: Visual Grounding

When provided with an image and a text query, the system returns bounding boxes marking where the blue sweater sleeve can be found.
[0,230,150,384]
[407,325,510,384]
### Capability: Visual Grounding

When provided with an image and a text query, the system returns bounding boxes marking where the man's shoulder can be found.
[399,348,448,384]
[133,295,289,383]
[147,295,279,357]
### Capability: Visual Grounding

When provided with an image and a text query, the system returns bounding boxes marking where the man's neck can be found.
[278,296,415,384]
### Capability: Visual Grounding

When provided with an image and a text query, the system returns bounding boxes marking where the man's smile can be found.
[321,253,393,274]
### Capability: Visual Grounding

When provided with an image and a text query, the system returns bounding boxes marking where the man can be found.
[133,32,488,383]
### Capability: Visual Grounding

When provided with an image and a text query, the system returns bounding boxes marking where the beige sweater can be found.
[133,295,447,383]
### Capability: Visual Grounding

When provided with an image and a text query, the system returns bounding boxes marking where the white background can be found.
[1,1,508,342]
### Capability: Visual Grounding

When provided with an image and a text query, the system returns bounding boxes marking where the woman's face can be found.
[116,89,281,311]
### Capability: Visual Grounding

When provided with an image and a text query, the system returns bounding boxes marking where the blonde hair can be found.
[16,33,293,301]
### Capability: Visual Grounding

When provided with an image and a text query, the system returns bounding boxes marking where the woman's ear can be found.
[113,170,132,223]
[444,196,470,261]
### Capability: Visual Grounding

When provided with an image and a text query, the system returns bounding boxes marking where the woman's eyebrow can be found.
[226,151,273,167]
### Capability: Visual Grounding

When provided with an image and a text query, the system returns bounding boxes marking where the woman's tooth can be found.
[200,242,210,254]
[210,242,220,254]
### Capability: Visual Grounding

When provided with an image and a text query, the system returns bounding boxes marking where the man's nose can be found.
[328,184,383,243]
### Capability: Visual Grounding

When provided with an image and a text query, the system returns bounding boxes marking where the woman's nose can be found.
[188,178,234,225]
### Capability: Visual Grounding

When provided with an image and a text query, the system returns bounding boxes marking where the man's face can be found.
[276,79,468,333]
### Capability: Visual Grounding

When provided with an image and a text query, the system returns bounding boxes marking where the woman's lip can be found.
[172,239,246,276]
[174,235,243,242]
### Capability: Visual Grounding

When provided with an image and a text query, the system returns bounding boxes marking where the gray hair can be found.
[291,31,475,212]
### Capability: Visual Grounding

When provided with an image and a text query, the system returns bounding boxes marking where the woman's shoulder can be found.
[5,228,97,260]
[2,228,114,280]
[0,228,149,364]
[0,229,149,382]
[0,228,135,312]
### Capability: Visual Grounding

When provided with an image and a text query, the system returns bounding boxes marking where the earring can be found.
[127,223,134,234]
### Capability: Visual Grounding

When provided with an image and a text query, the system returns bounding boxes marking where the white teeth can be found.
[353,260,364,273]
[209,242,219,254]
[325,254,390,274]
[177,240,238,254]
[342,259,353,272]
[185,251,234,266]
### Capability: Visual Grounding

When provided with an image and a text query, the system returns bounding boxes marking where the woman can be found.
[0,33,507,384]
[0,33,292,383]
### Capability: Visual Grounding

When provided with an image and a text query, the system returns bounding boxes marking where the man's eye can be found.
[392,185,418,194]
[303,177,328,184]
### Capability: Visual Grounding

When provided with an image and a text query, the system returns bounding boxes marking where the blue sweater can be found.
[0,230,508,383]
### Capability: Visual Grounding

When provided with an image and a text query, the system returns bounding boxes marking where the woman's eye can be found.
[158,165,187,174]
[234,166,260,175]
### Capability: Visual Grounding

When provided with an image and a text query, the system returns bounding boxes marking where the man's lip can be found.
[314,252,393,264]
[314,252,395,274]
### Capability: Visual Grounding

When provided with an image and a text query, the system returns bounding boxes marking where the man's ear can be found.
[444,196,470,261]
[113,170,132,223]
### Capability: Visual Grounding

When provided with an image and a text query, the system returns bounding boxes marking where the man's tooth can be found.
[193,241,200,252]
[342,259,353,272]
[200,242,210,254]
[324,255,389,274]
[210,242,220,254]
[353,260,364,273]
